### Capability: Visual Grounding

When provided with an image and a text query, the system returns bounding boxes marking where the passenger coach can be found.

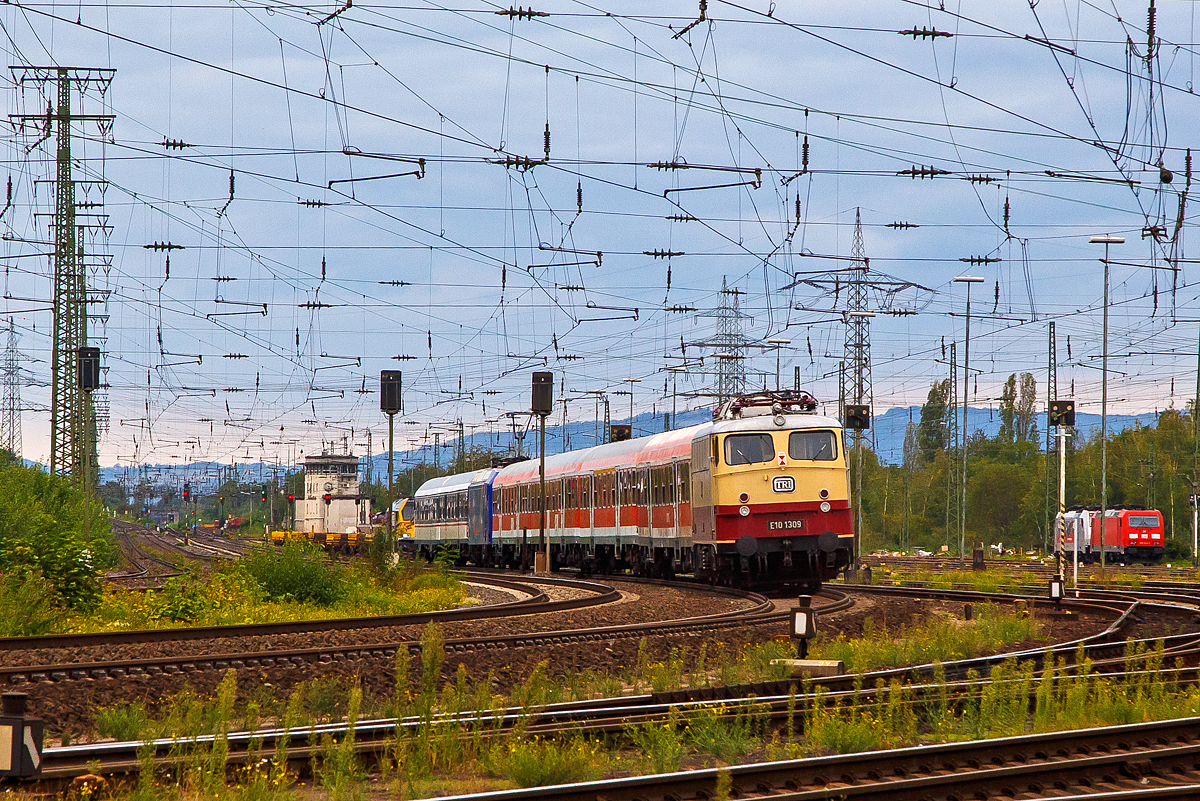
[410,391,854,589]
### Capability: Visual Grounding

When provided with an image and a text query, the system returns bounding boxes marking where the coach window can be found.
[724,433,775,465]
[788,430,837,461]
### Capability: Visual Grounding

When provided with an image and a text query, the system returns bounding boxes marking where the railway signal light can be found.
[260,487,267,502]
[531,371,553,416]
[843,404,871,430]
[1048,399,1075,427]
[182,485,190,501]
[380,370,403,415]
[76,346,101,392]
[610,424,632,442]
[287,494,295,502]
[323,493,332,505]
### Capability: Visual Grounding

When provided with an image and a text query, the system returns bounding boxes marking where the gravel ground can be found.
[1,581,754,669]
[19,587,1122,737]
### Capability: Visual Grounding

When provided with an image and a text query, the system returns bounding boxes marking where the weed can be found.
[626,706,685,773]
[95,700,153,741]
[490,737,606,787]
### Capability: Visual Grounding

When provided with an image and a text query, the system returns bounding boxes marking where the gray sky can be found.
[1,0,1197,468]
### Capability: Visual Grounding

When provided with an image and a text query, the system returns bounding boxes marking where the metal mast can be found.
[13,66,113,479]
[690,277,753,403]
[715,278,748,403]
[844,209,873,415]
[1044,322,1057,553]
[845,209,872,553]
[945,343,959,555]
[1,318,22,458]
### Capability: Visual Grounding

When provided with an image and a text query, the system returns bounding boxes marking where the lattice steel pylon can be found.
[945,343,959,555]
[844,209,872,413]
[844,210,872,558]
[1044,322,1058,552]
[690,277,754,404]
[12,66,114,480]
[1,318,21,458]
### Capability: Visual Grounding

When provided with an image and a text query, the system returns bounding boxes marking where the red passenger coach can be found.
[412,391,855,589]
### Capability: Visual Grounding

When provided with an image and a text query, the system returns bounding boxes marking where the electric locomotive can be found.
[1055,506,1165,565]
[410,391,854,589]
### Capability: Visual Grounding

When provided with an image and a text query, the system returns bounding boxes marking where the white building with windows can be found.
[299,451,371,534]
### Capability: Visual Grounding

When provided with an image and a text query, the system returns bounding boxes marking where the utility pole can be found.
[14,67,114,479]
[954,275,985,566]
[945,343,959,557]
[380,371,402,547]
[1090,234,1123,571]
[532,372,553,573]
[1,319,22,458]
[845,209,873,565]
[1044,322,1057,554]
[1194,315,1200,567]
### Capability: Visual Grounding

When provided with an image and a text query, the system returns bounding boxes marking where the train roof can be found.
[413,411,845,497]
[414,468,497,498]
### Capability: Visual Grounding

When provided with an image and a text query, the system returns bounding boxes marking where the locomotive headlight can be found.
[819,489,830,499]
[739,505,750,517]
[820,501,831,513]
[739,492,750,503]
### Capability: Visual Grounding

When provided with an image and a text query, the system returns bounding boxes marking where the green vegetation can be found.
[863,374,1200,557]
[814,603,1041,673]
[51,622,1200,801]
[0,453,115,628]
[62,544,467,633]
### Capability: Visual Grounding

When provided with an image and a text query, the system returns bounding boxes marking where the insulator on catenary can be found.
[577,181,582,214]
[321,256,326,281]
[1003,196,1010,231]
[886,221,918,229]
[544,123,551,160]
[802,135,809,172]
[1148,0,1156,60]
[165,254,170,281]
[795,197,801,224]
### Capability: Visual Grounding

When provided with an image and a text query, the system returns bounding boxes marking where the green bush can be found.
[95,701,153,741]
[238,541,346,605]
[491,738,606,787]
[0,570,65,636]
[0,458,114,610]
[148,575,219,622]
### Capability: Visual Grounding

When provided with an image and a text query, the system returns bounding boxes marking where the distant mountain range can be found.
[97,405,1161,490]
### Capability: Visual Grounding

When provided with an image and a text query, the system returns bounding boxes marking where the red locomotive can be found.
[1056,506,1164,564]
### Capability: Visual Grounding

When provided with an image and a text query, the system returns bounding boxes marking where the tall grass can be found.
[815,603,1039,672]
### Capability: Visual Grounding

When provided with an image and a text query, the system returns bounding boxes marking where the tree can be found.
[1016,372,1037,442]
[916,380,949,465]
[998,374,1017,443]
[0,461,115,609]
[968,461,1031,545]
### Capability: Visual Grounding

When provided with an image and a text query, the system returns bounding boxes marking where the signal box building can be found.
[299,452,371,534]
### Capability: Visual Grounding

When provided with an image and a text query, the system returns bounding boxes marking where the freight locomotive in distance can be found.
[408,391,854,589]
[1055,506,1165,565]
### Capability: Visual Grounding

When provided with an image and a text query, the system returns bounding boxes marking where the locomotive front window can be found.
[1129,515,1159,528]
[724,433,775,465]
[788,430,837,461]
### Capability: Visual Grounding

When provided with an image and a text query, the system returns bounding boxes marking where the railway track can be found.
[426,716,1200,801]
[1,574,796,687]
[12,572,1200,797]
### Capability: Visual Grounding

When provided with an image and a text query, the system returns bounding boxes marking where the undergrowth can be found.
[65,630,1200,801]
[64,548,466,632]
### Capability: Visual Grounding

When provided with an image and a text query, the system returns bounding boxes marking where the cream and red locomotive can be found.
[411,391,854,588]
